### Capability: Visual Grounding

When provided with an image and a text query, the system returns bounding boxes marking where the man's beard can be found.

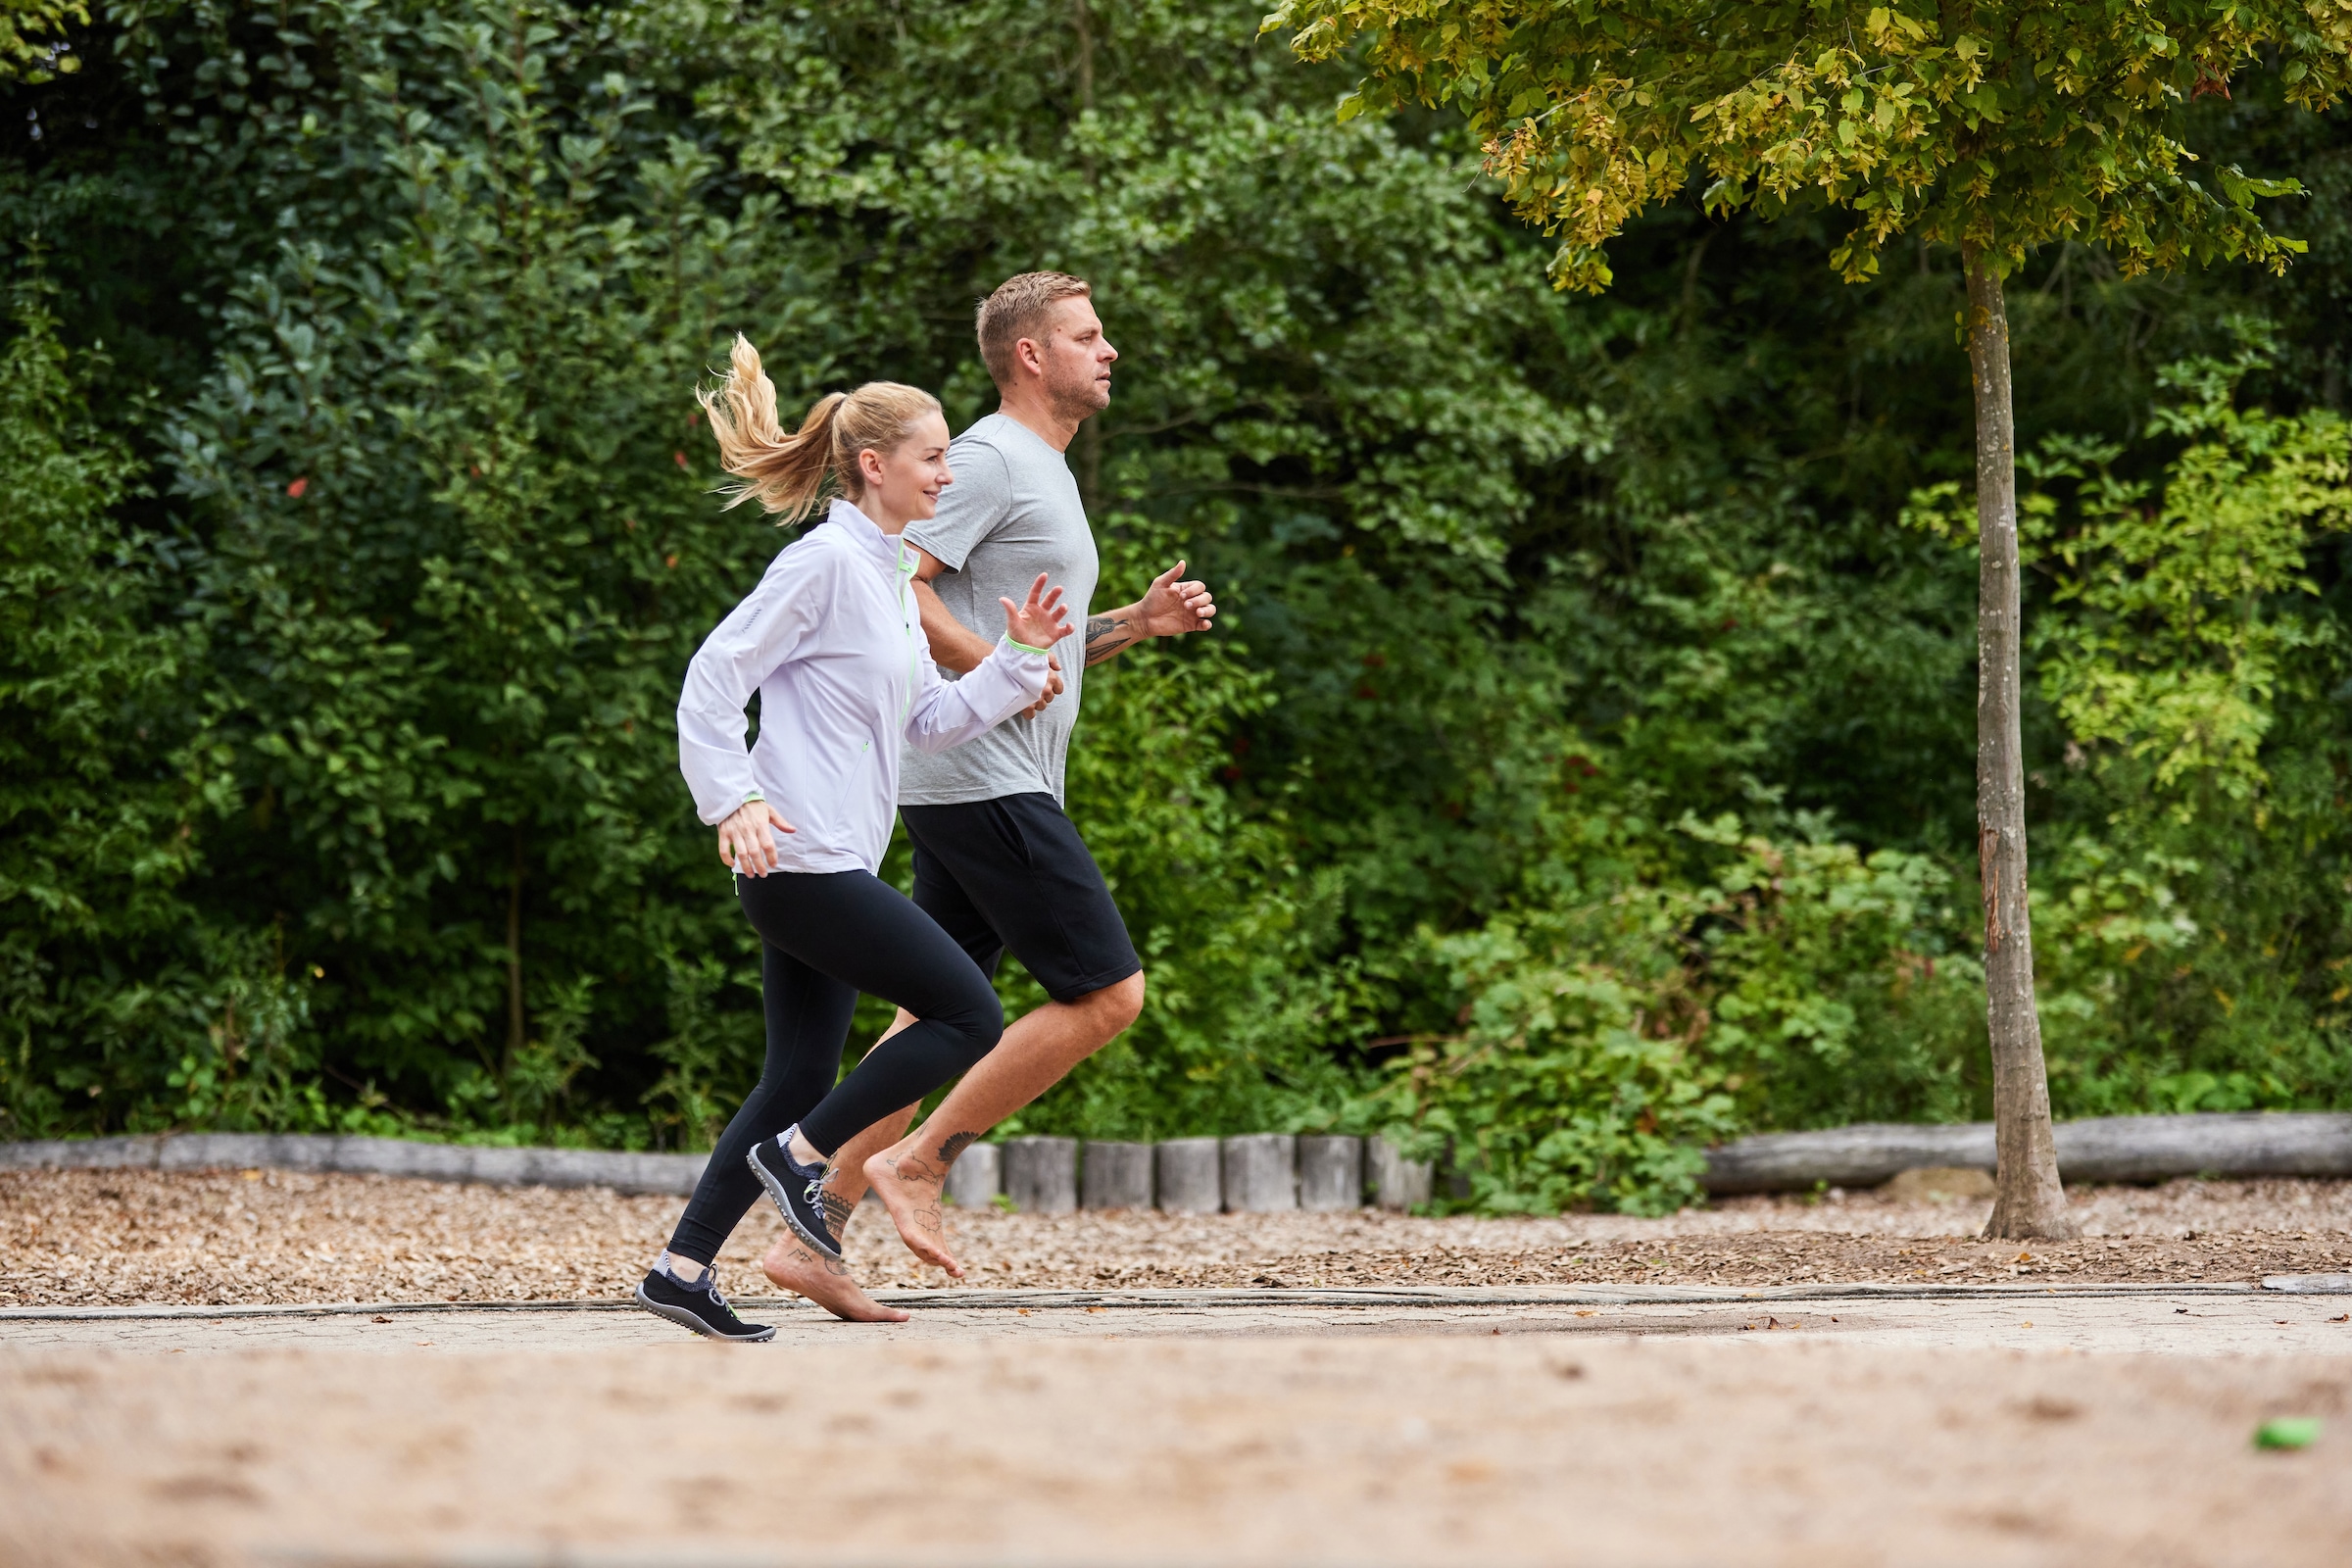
[1047,368,1110,421]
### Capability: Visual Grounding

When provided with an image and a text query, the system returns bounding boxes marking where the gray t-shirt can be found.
[898,413,1099,807]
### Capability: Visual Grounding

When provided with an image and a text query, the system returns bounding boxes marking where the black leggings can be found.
[663,869,1004,1265]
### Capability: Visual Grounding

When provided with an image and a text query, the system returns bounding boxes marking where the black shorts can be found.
[901,793,1142,1004]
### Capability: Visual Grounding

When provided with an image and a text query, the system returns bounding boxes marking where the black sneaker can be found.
[750,1127,841,1259]
[634,1267,776,1343]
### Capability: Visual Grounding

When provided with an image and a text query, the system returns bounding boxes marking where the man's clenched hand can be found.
[1136,561,1215,637]
[1083,561,1217,667]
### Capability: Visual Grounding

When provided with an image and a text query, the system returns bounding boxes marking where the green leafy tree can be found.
[1270,0,2352,1236]
[124,0,827,1137]
[0,274,195,1134]
[698,0,1607,1133]
[2033,353,2352,802]
[11,0,2352,1200]
[1910,340,2352,1119]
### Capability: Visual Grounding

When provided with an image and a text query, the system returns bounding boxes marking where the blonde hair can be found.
[698,335,941,522]
[976,271,1093,388]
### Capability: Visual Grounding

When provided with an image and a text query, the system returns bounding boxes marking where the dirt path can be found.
[4,1325,2345,1567]
[7,1170,2348,1565]
[5,1169,2348,1307]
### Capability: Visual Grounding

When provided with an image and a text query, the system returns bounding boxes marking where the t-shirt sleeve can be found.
[902,440,1010,572]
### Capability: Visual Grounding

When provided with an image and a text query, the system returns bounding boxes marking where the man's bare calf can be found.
[827,970,1146,1277]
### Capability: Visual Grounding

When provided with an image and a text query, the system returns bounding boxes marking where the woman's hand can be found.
[1020,653,1065,718]
[717,800,795,876]
[999,573,1073,653]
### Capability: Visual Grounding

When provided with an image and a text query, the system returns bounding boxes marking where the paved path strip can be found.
[7,1277,2339,1323]
[6,1292,2350,1356]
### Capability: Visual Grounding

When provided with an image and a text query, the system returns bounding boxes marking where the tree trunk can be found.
[1962,247,2076,1242]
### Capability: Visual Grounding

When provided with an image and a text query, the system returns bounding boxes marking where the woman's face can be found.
[855,411,955,529]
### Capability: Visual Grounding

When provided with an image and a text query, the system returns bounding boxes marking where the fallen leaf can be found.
[2254,1418,2321,1451]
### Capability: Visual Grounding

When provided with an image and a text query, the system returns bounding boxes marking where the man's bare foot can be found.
[760,1235,909,1324]
[862,1135,969,1278]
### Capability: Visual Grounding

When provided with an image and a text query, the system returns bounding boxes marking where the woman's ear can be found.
[856,447,889,492]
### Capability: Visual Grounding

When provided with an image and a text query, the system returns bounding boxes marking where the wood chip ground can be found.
[5,1168,2348,1306]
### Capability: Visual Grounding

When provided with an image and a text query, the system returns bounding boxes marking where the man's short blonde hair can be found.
[976,271,1094,388]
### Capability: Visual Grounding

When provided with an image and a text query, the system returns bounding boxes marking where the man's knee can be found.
[1076,970,1145,1039]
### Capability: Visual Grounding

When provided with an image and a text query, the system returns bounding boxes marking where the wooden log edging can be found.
[1701,1112,2352,1194]
[7,1111,2342,1205]
[0,1133,709,1197]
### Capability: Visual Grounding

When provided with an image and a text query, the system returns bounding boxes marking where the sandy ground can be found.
[2,1323,2345,1567]
[5,1170,2349,1566]
[4,1168,2350,1307]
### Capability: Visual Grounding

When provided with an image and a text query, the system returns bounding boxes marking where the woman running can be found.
[636,338,1070,1340]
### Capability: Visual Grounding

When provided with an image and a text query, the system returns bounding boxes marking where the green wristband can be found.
[1004,636,1052,657]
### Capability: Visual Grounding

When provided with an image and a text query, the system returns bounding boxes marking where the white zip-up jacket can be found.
[676,499,1052,874]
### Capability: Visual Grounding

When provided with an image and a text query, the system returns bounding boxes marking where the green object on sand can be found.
[2254,1419,2322,1450]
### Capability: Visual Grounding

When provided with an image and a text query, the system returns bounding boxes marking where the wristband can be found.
[1004,636,1052,657]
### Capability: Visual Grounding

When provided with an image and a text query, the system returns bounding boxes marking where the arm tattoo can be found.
[1085,612,1140,666]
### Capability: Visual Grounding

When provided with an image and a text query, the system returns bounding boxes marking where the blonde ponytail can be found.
[699,335,942,523]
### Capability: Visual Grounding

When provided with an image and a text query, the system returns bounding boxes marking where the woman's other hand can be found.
[718,800,795,875]
[999,573,1073,652]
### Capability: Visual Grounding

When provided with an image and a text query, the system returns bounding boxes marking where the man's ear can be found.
[1014,335,1048,380]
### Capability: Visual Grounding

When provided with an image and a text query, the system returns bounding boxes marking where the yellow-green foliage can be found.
[1267,0,2352,287]
[0,0,84,82]
[1905,344,2352,805]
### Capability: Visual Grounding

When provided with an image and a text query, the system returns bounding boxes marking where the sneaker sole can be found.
[748,1148,843,1260]
[632,1281,776,1344]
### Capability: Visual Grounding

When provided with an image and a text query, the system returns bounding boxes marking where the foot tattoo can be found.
[760,1236,907,1324]
[863,1141,966,1278]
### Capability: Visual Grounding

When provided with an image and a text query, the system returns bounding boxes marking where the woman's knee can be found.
[948,980,1004,1059]
[972,984,1006,1047]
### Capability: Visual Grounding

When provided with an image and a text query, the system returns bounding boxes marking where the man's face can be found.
[1031,296,1116,418]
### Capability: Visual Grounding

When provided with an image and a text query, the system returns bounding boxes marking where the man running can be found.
[820,271,1215,1272]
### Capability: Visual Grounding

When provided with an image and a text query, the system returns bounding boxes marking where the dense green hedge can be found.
[4,1,2350,1210]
